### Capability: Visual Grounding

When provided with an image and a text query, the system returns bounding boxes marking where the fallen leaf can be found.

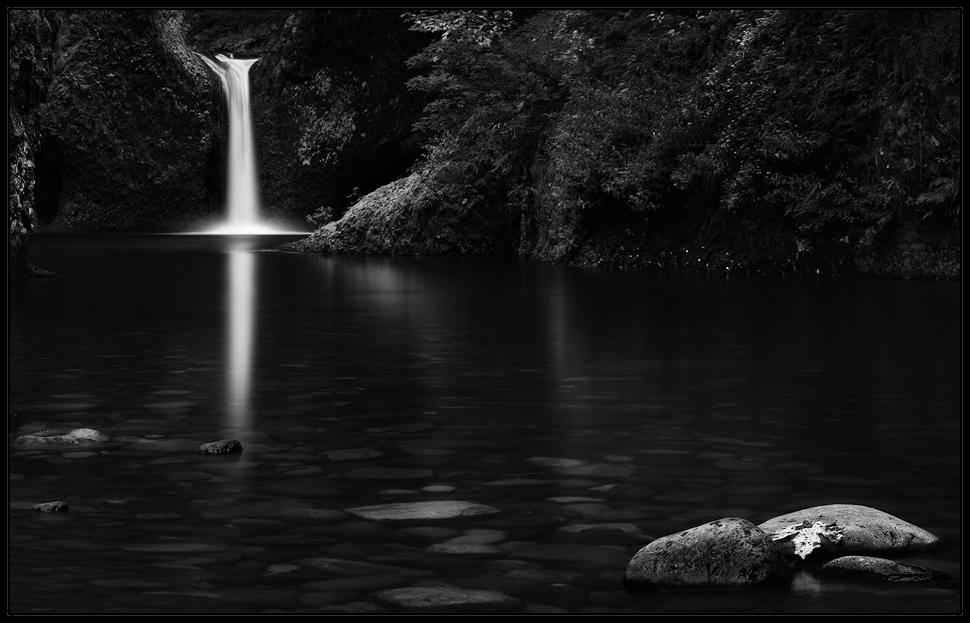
[770,519,844,559]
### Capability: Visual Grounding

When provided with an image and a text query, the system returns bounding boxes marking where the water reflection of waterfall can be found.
[227,238,255,427]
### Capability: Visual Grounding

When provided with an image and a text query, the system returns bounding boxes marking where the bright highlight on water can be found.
[196,53,301,235]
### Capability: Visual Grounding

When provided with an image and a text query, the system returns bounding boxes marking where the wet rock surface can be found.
[624,517,792,590]
[374,586,525,613]
[14,428,108,446]
[821,556,951,584]
[346,501,501,522]
[759,504,940,557]
[196,439,243,455]
[33,501,70,513]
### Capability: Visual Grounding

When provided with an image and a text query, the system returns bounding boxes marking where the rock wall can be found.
[32,10,217,233]
[9,10,58,280]
[9,10,430,240]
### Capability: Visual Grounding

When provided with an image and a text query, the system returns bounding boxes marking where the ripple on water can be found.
[119,438,200,453]
[144,401,196,413]
[118,542,228,554]
[200,499,314,520]
[61,451,99,459]
[29,402,97,413]
[283,466,324,476]
[323,448,384,461]
[400,447,455,457]
[88,578,168,588]
[109,591,226,612]
[344,467,434,480]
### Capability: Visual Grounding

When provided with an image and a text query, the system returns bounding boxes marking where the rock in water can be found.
[196,439,243,455]
[13,428,107,446]
[34,501,70,512]
[624,517,792,590]
[759,504,939,557]
[374,586,524,613]
[821,555,950,583]
[346,500,500,522]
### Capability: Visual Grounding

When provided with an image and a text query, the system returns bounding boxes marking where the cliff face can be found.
[9,9,429,240]
[24,10,217,233]
[9,10,59,280]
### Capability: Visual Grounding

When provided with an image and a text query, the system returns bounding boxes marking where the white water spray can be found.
[197,53,285,235]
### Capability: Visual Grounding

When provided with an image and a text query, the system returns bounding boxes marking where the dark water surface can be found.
[8,234,962,614]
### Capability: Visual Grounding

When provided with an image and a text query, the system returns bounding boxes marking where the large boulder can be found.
[624,517,792,590]
[280,173,519,258]
[759,504,940,559]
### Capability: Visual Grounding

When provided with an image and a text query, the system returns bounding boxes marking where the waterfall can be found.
[197,53,282,235]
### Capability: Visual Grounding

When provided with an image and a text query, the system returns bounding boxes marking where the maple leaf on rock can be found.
[769,519,845,559]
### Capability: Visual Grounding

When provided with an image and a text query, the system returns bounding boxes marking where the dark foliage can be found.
[401,9,960,275]
[9,9,959,279]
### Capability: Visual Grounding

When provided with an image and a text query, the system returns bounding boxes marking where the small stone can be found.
[196,439,243,455]
[821,555,950,583]
[34,501,70,512]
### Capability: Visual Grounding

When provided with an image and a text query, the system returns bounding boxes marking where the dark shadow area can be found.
[34,148,63,225]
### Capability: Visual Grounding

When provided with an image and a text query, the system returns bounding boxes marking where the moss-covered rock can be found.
[279,173,518,257]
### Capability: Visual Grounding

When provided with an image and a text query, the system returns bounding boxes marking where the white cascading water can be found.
[196,53,281,235]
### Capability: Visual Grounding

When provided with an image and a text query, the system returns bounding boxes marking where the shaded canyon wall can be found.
[8,9,429,249]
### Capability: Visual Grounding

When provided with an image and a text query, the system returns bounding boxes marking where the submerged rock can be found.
[346,500,501,522]
[624,517,792,590]
[821,555,950,583]
[13,428,107,446]
[196,439,243,455]
[373,586,524,613]
[759,504,939,558]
